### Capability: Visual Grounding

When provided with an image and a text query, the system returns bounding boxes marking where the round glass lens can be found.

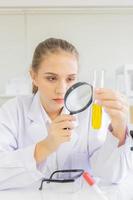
[65,82,93,114]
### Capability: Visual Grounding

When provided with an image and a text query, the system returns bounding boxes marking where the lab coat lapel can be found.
[27,93,48,143]
[27,92,44,124]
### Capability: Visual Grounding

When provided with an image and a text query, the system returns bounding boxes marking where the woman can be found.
[0,38,131,190]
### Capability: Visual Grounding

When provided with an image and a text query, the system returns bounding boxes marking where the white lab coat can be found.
[0,92,132,190]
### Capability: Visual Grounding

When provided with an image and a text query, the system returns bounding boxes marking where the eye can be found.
[46,76,57,81]
[67,77,76,82]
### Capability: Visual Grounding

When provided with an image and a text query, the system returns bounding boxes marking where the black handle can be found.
[130,130,133,151]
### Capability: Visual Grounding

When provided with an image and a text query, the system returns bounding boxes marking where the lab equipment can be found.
[39,169,84,190]
[64,82,93,114]
[82,171,109,200]
[91,70,105,129]
[39,169,109,200]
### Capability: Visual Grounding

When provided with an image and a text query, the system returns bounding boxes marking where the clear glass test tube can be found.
[91,69,105,129]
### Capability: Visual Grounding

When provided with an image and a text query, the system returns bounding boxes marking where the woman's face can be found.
[31,52,78,115]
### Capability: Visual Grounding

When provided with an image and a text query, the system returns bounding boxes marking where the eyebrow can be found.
[43,72,77,76]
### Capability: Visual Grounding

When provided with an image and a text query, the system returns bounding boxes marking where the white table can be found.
[0,172,133,200]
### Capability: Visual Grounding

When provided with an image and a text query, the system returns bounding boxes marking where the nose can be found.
[55,80,67,95]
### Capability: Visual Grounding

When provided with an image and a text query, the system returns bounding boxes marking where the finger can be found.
[94,88,122,101]
[95,91,129,110]
[99,100,123,110]
[62,134,71,142]
[105,106,128,118]
[119,94,129,107]
[59,121,75,130]
[54,114,76,123]
[61,129,73,137]
[104,103,128,113]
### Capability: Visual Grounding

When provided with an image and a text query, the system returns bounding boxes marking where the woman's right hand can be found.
[46,114,76,152]
[34,114,76,163]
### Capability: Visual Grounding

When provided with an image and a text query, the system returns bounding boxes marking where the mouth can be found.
[53,99,64,104]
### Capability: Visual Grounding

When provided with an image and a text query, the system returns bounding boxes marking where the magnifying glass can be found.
[64,82,93,115]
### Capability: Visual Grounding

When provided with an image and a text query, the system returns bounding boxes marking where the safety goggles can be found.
[39,169,84,190]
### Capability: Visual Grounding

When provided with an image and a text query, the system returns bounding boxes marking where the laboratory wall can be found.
[0,7,133,95]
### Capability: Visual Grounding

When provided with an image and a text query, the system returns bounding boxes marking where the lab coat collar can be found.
[27,92,44,124]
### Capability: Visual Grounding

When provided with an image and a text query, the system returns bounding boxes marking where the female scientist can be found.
[0,38,131,190]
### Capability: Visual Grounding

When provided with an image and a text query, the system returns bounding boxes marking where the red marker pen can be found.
[82,171,109,200]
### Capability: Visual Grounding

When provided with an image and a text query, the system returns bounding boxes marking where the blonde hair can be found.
[31,37,79,94]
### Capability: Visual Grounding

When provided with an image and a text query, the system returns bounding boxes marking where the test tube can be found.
[91,69,105,129]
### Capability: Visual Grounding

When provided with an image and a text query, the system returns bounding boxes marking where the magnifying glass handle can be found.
[63,112,73,130]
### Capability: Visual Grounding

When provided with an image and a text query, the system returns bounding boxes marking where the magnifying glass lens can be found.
[65,82,93,114]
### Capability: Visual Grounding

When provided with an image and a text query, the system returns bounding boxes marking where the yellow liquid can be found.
[91,103,102,129]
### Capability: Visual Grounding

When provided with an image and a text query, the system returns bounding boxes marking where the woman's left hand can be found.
[95,88,129,146]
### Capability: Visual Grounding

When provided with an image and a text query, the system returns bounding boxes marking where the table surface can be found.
[0,172,133,200]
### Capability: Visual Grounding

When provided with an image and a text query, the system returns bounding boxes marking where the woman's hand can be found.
[95,88,129,146]
[46,114,76,152]
[34,114,76,163]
